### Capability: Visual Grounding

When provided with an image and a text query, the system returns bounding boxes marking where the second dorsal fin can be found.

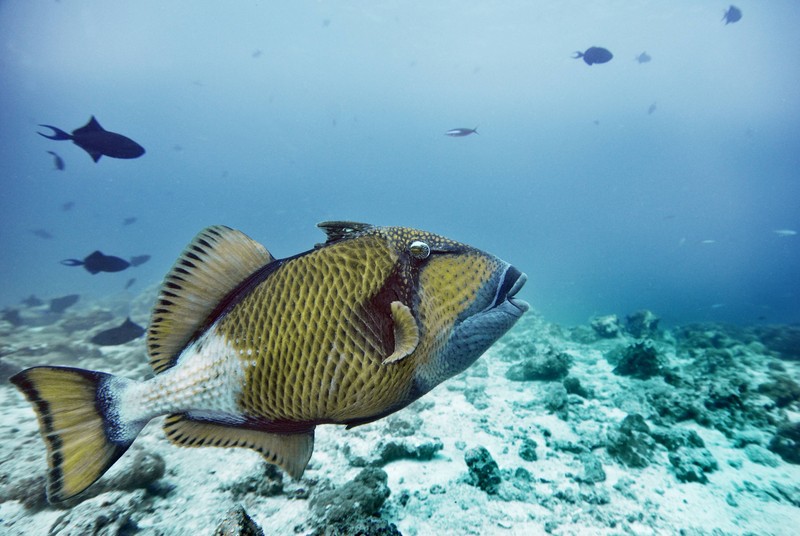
[147,226,274,374]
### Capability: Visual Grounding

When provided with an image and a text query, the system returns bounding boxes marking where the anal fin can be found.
[163,413,314,479]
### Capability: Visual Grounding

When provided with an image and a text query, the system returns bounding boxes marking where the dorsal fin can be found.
[74,116,104,135]
[147,226,274,373]
[316,221,374,245]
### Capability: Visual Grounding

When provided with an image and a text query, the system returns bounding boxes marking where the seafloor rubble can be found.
[0,296,798,535]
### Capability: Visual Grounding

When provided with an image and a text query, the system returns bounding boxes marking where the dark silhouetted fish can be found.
[0,358,23,383]
[573,47,613,65]
[21,295,44,307]
[130,254,151,267]
[61,251,131,274]
[90,317,145,346]
[723,5,742,24]
[2,308,23,327]
[49,294,80,314]
[124,278,136,290]
[32,229,53,239]
[122,217,137,226]
[648,102,657,115]
[445,127,478,137]
[47,151,65,170]
[62,201,75,211]
[635,52,651,63]
[38,116,145,163]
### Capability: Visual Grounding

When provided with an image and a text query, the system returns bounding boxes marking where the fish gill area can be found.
[1,297,799,535]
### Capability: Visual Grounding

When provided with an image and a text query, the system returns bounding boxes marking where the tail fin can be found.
[37,125,72,141]
[10,366,144,503]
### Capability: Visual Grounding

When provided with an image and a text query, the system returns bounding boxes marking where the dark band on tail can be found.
[10,366,142,503]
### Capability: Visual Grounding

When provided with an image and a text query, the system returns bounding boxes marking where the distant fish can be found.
[722,5,742,25]
[32,229,53,240]
[635,52,651,64]
[130,254,151,267]
[700,239,716,244]
[47,151,65,171]
[62,201,75,211]
[445,127,478,137]
[38,116,145,163]
[90,317,145,346]
[49,294,80,314]
[1,308,23,327]
[61,251,131,274]
[122,217,137,226]
[573,47,613,65]
[21,295,44,307]
[773,229,797,237]
[648,102,657,115]
[251,49,262,58]
[124,278,136,290]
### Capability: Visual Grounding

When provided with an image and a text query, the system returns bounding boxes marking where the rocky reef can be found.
[1,306,798,535]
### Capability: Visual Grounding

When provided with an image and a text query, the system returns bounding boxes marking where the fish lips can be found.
[490,265,530,316]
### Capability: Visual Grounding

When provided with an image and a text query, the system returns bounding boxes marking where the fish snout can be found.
[493,265,529,315]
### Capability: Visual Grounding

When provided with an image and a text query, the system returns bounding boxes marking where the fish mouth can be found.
[494,265,530,314]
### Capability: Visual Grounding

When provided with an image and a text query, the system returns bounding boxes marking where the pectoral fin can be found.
[382,301,420,365]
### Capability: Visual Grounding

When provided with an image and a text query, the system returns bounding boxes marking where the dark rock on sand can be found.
[757,375,800,408]
[626,310,660,339]
[464,446,502,495]
[606,414,656,468]
[650,427,705,451]
[213,505,265,536]
[506,347,573,381]
[611,341,665,379]
[310,467,390,524]
[768,422,800,464]
[577,453,607,483]
[519,438,539,462]
[223,462,284,498]
[668,447,718,483]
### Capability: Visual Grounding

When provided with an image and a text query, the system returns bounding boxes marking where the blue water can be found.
[1,1,798,327]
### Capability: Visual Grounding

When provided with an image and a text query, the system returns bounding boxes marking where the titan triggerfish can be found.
[11,221,528,503]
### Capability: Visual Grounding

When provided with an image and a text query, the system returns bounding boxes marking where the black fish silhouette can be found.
[32,229,53,240]
[124,278,136,290]
[445,127,478,137]
[49,294,80,314]
[122,217,137,226]
[90,317,145,346]
[62,201,75,211]
[38,116,145,163]
[1,308,24,327]
[21,295,44,307]
[47,151,65,170]
[635,52,651,64]
[723,5,742,25]
[130,254,151,267]
[61,251,131,274]
[573,47,613,65]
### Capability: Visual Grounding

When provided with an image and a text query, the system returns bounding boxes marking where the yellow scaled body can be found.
[12,221,528,502]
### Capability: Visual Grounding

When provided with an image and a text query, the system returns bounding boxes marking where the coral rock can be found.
[213,505,265,536]
[464,446,502,495]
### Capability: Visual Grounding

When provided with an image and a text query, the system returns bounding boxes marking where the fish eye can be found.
[409,240,430,259]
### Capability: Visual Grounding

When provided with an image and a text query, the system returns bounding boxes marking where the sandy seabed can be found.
[1,297,798,535]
